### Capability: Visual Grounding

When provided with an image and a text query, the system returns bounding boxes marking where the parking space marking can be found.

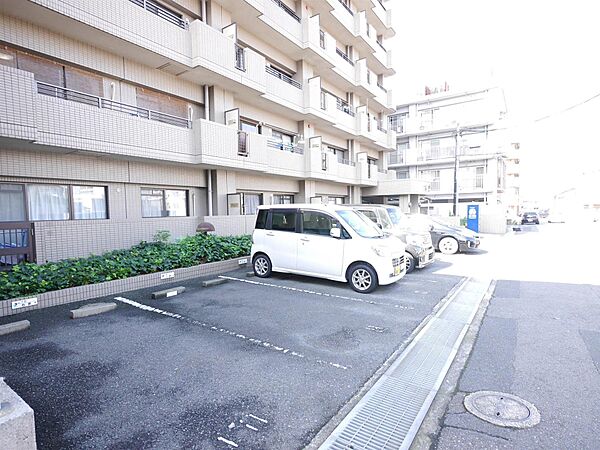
[217,436,238,448]
[219,276,414,310]
[114,296,349,371]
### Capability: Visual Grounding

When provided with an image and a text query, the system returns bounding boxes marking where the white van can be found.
[250,204,406,293]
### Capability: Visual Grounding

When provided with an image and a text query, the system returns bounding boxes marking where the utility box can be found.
[467,204,479,233]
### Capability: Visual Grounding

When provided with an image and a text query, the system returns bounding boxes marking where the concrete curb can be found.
[1,257,249,318]
[201,279,228,288]
[0,379,36,449]
[70,302,117,319]
[151,286,186,299]
[0,320,30,336]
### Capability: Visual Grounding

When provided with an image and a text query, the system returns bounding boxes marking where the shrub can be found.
[0,233,252,301]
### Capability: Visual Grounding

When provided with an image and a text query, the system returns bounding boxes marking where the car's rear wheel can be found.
[439,236,459,255]
[253,254,272,278]
[405,252,415,273]
[348,263,378,294]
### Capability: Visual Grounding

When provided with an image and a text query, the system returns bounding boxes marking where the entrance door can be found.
[296,210,344,277]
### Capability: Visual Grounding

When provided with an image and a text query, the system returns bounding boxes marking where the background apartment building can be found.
[381,87,510,217]
[0,0,397,265]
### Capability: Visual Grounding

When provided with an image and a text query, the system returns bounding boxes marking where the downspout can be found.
[204,83,213,216]
[201,0,207,23]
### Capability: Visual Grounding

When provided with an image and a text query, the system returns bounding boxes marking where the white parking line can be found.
[114,296,349,371]
[219,276,414,310]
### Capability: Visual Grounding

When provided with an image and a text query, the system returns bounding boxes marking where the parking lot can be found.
[0,265,462,449]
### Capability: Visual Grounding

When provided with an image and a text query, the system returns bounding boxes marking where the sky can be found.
[389,0,600,204]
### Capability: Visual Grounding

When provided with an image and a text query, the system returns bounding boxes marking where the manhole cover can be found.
[464,391,540,428]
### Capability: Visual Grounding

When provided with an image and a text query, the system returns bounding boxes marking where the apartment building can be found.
[0,0,397,264]
[379,87,509,217]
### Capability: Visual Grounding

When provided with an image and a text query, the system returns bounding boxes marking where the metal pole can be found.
[453,123,460,216]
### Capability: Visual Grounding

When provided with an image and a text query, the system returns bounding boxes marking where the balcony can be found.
[368,0,394,38]
[362,178,431,197]
[129,0,188,29]
[0,66,195,163]
[306,150,364,185]
[264,66,304,110]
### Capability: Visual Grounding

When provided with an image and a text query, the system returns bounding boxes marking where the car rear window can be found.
[255,209,268,229]
[270,211,297,232]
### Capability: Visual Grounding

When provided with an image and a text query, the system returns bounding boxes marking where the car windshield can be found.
[336,209,384,238]
[386,207,407,227]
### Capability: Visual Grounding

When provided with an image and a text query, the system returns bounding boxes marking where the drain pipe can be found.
[204,84,213,216]
[201,0,207,22]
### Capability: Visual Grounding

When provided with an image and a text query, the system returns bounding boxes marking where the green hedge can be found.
[0,233,252,301]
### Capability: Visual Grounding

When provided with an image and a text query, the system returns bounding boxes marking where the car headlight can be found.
[371,245,391,257]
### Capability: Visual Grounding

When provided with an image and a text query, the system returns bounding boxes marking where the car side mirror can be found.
[377,223,383,229]
[330,228,341,239]
[429,225,434,231]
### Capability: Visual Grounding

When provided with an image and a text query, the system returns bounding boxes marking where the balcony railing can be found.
[336,98,355,116]
[265,66,302,89]
[37,82,191,128]
[338,0,353,15]
[0,222,34,268]
[376,40,386,51]
[377,82,387,93]
[267,138,304,154]
[388,152,405,165]
[129,0,188,29]
[235,44,246,71]
[336,48,355,66]
[377,0,387,11]
[377,124,387,133]
[238,131,248,156]
[339,158,356,167]
[270,0,301,22]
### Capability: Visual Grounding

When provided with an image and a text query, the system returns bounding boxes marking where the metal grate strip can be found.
[319,278,491,450]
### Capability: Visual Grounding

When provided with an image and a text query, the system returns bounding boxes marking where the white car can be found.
[251,203,406,293]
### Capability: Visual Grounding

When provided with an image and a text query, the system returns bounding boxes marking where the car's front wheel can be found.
[439,236,459,255]
[252,254,272,278]
[405,252,415,273]
[348,263,378,294]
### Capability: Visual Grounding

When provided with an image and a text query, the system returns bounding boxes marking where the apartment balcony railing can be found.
[336,98,355,116]
[388,152,405,165]
[37,82,191,128]
[129,0,188,29]
[336,48,355,66]
[338,0,354,15]
[417,146,456,161]
[377,0,387,10]
[339,158,356,167]
[265,66,302,89]
[234,44,246,71]
[377,124,387,133]
[270,0,301,22]
[377,82,387,93]
[267,138,304,154]
[376,40,386,51]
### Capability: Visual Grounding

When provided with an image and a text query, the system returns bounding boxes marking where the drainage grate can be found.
[319,278,492,450]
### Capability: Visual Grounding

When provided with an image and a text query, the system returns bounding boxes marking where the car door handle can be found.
[300,237,310,242]
[266,232,275,236]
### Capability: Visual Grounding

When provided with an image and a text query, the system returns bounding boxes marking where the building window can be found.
[243,193,262,215]
[271,130,294,151]
[241,118,259,134]
[73,186,108,220]
[396,170,409,180]
[273,194,294,205]
[141,188,188,217]
[0,184,26,222]
[27,184,70,221]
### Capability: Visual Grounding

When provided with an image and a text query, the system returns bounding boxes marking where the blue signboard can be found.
[466,204,479,233]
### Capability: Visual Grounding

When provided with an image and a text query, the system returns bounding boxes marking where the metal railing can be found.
[270,0,301,22]
[336,98,355,116]
[376,40,386,51]
[37,82,191,128]
[238,131,248,156]
[377,0,387,11]
[339,158,356,167]
[388,152,405,165]
[417,146,456,161]
[267,138,304,154]
[377,82,387,93]
[338,0,353,15]
[319,30,325,49]
[0,222,34,268]
[378,168,387,174]
[235,44,246,71]
[321,152,328,171]
[320,91,327,110]
[265,66,302,89]
[129,0,188,29]
[336,48,354,66]
[377,124,387,133]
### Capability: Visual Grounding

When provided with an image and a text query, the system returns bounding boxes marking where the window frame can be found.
[300,210,343,237]
[266,208,299,233]
[141,187,189,218]
[71,185,109,220]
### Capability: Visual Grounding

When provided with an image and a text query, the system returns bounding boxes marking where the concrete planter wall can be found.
[0,257,249,318]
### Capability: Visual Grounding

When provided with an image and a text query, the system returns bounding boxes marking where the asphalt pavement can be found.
[430,222,600,449]
[0,265,461,449]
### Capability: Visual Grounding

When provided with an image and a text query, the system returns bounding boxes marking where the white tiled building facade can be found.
[382,87,510,217]
[0,0,398,263]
